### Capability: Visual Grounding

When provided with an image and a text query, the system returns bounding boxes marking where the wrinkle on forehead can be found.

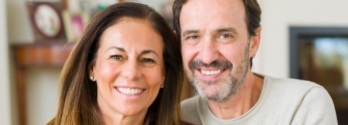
[180,0,247,36]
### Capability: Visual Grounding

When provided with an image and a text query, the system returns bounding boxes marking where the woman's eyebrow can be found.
[105,46,125,53]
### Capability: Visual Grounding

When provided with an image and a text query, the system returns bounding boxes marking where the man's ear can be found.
[249,27,262,58]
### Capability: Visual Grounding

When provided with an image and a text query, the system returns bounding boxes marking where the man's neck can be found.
[206,72,264,119]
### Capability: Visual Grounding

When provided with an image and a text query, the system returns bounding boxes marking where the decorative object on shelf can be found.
[27,1,66,42]
[61,0,119,20]
[62,10,89,42]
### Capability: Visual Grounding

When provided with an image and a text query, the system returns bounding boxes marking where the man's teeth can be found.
[117,87,142,95]
[201,69,221,76]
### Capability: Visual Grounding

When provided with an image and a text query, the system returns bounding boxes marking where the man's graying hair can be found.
[172,0,262,39]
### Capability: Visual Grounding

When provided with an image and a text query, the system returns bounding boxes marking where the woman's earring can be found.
[90,76,95,81]
[160,84,164,88]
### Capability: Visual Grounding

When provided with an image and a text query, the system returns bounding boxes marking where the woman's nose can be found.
[121,59,141,80]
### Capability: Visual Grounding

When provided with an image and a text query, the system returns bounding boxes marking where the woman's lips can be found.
[115,87,145,95]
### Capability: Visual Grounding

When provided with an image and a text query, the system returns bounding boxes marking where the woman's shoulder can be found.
[180,120,194,125]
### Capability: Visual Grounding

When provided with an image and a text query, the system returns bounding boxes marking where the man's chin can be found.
[202,94,220,100]
[194,83,235,102]
[195,87,221,100]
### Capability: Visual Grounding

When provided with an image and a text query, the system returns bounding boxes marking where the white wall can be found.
[253,0,348,78]
[0,0,12,124]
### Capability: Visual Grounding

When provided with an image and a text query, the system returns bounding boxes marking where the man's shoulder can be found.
[262,75,332,105]
[181,95,200,106]
[181,95,200,114]
[180,95,202,124]
[265,75,323,91]
[262,76,337,124]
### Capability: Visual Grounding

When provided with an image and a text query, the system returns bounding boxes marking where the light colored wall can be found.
[254,0,348,77]
[7,0,60,124]
[6,0,348,124]
[0,0,12,124]
[26,68,60,125]
[7,0,34,43]
[137,0,164,12]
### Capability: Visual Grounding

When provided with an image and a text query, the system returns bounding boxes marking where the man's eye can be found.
[185,35,199,40]
[219,33,232,39]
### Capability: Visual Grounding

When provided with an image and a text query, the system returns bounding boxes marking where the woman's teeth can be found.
[117,87,143,95]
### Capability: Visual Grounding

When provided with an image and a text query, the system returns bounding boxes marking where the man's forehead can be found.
[179,0,247,33]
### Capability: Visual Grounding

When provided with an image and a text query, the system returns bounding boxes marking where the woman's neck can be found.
[98,96,147,125]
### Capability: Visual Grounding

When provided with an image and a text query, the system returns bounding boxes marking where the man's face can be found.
[180,0,252,101]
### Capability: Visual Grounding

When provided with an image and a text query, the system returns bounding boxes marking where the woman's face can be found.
[91,17,165,118]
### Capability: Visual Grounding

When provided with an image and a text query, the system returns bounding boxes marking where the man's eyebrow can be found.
[216,28,238,35]
[182,30,199,37]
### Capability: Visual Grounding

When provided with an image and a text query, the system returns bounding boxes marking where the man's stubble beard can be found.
[187,43,250,102]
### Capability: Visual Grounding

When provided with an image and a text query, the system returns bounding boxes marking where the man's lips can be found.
[201,69,222,76]
[195,68,227,80]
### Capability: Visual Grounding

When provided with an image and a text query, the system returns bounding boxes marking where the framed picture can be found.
[27,1,66,42]
[290,26,348,124]
[62,10,89,42]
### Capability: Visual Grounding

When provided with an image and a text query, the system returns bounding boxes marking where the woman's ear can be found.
[89,66,95,81]
[249,27,262,58]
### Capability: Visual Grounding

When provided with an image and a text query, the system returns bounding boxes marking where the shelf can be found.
[12,42,74,125]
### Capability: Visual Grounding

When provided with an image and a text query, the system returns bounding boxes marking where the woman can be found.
[48,2,183,125]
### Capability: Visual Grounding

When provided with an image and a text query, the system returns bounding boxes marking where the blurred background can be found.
[1,0,348,125]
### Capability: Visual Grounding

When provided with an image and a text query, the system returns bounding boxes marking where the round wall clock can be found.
[27,2,65,42]
[34,4,61,37]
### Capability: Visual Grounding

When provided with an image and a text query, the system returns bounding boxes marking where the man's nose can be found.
[199,38,219,65]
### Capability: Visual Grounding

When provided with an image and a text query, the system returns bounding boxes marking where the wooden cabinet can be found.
[12,42,74,125]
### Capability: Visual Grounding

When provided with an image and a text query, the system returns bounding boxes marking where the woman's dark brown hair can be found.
[48,2,182,125]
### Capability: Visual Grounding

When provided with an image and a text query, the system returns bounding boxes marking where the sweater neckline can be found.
[197,75,269,124]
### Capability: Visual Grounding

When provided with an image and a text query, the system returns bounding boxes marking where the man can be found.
[173,0,338,124]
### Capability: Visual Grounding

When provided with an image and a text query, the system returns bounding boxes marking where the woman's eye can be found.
[110,55,123,61]
[142,58,155,63]
[139,58,157,67]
